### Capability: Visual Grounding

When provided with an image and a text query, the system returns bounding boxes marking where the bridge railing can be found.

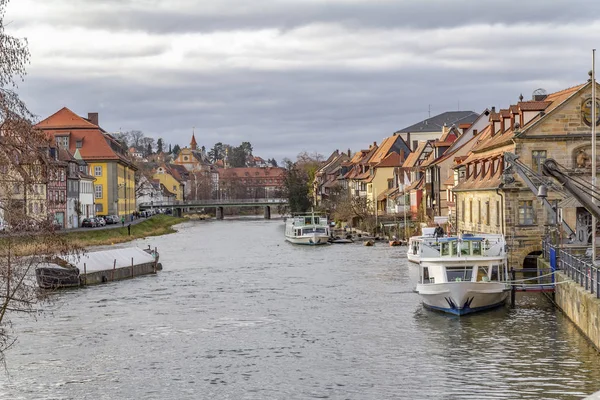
[139,198,288,207]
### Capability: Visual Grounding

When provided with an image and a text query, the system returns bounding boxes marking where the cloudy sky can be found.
[5,0,600,162]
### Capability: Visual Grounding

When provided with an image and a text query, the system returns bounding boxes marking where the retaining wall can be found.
[553,270,600,351]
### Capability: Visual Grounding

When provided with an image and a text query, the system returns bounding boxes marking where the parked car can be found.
[82,218,97,228]
[95,217,106,227]
[108,215,120,224]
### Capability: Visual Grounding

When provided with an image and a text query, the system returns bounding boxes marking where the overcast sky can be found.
[6,0,600,162]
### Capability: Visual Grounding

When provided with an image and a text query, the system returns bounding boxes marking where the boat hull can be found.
[36,266,80,289]
[416,282,509,316]
[285,234,330,245]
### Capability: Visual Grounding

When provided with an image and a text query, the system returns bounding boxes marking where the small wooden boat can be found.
[389,240,402,246]
[364,240,374,247]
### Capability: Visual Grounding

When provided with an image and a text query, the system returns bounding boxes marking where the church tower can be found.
[190,130,198,151]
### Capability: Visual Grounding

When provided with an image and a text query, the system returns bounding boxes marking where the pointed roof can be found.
[376,151,403,168]
[190,132,198,150]
[36,107,99,130]
[395,111,479,134]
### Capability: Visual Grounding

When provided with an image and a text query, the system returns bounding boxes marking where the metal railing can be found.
[543,239,600,298]
[139,198,288,207]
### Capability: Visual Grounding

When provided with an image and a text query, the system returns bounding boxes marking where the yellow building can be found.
[36,108,137,220]
[153,163,188,201]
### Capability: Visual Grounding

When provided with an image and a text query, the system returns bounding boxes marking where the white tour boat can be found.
[408,234,510,316]
[285,213,330,245]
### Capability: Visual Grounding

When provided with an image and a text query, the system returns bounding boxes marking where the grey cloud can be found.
[11,0,600,33]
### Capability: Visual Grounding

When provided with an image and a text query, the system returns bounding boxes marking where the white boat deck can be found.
[62,247,156,273]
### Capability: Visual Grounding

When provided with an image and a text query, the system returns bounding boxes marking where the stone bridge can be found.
[139,198,288,219]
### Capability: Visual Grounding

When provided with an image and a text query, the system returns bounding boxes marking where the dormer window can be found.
[55,135,69,149]
[76,140,83,148]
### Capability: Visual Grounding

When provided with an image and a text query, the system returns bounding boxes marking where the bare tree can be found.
[0,0,80,363]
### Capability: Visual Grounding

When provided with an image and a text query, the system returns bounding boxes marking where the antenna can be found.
[428,104,431,118]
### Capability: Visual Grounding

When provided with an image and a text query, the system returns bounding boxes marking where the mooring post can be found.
[131,257,134,278]
[112,259,116,281]
[83,263,87,286]
[510,267,516,308]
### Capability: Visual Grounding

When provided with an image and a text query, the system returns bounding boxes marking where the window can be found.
[532,150,547,173]
[478,200,481,223]
[496,200,500,226]
[95,185,103,199]
[486,201,490,225]
[518,200,535,225]
[412,140,418,150]
[461,200,465,222]
[60,191,65,202]
[425,169,432,183]
[469,200,473,222]
[173,185,177,191]
[446,267,473,282]
[76,140,83,148]
[60,170,65,182]
[55,136,69,148]
[94,166,102,176]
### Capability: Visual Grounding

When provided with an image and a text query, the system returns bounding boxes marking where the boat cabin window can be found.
[422,267,430,283]
[450,241,458,256]
[477,266,488,281]
[472,241,482,256]
[304,217,312,225]
[441,242,450,256]
[461,242,470,256]
[491,265,499,281]
[447,267,473,282]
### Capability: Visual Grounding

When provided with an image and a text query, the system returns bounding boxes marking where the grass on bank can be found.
[63,214,185,247]
[0,215,186,256]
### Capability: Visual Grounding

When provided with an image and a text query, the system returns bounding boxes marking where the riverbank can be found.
[63,215,185,247]
[2,215,185,256]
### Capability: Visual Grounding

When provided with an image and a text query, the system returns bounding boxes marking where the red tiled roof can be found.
[36,107,135,168]
[518,101,552,111]
[376,151,402,168]
[218,167,285,179]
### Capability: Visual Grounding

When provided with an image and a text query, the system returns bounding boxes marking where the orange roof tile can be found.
[518,101,552,111]
[36,107,134,167]
[376,151,402,168]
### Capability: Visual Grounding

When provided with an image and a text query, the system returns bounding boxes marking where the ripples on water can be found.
[2,219,600,400]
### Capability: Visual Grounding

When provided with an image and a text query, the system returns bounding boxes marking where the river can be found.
[2,218,600,399]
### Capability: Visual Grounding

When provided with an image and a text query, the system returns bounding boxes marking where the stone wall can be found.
[554,271,600,351]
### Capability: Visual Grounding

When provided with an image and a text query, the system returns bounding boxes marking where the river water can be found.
[2,219,600,400]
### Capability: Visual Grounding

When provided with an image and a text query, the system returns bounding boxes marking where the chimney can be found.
[491,107,496,113]
[373,141,377,147]
[347,149,351,157]
[88,112,99,126]
[473,129,478,136]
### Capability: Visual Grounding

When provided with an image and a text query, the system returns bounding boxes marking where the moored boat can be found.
[284,212,330,245]
[35,246,161,289]
[408,235,509,316]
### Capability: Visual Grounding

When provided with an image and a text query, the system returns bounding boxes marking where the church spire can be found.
[190,127,198,150]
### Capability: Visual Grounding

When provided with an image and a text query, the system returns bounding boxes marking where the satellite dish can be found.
[532,88,548,101]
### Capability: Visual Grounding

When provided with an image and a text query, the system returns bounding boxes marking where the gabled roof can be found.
[376,152,402,168]
[402,141,433,168]
[37,107,99,130]
[395,111,479,134]
[368,135,410,165]
[36,107,134,168]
